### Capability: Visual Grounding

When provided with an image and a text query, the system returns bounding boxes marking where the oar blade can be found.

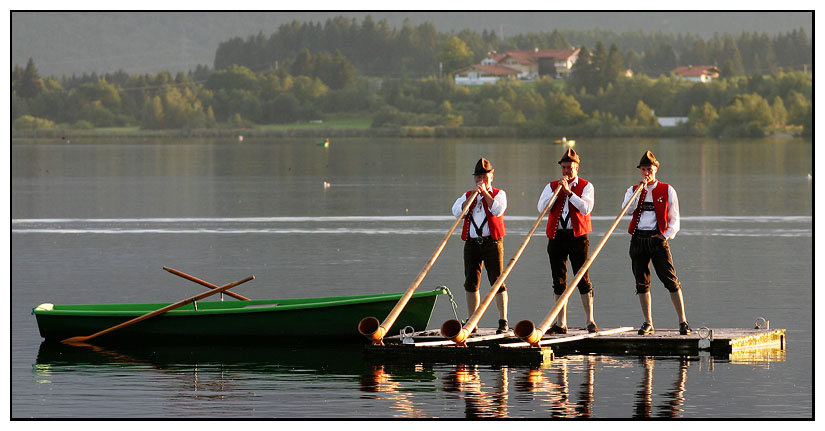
[61,335,92,345]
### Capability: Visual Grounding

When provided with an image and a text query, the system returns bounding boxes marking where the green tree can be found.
[442,113,463,127]
[711,93,772,137]
[205,65,259,93]
[500,109,526,126]
[454,29,490,64]
[771,96,787,128]
[436,36,474,76]
[12,115,54,130]
[633,100,658,126]
[682,38,711,67]
[76,79,122,112]
[15,58,46,99]
[313,51,357,90]
[80,101,116,127]
[162,87,208,129]
[141,96,165,129]
[290,76,329,101]
[602,43,625,86]
[291,48,314,77]
[591,41,607,75]
[801,105,812,138]
[477,98,512,126]
[569,46,598,94]
[687,102,719,136]
[719,36,745,76]
[623,49,642,75]
[643,42,678,76]
[785,90,811,125]
[546,29,570,49]
[545,92,587,126]
[262,92,301,123]
[515,91,547,122]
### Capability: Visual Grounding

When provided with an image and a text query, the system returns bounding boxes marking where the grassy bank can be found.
[258,115,372,131]
[12,115,804,140]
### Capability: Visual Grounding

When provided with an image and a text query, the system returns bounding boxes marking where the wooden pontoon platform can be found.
[364,326,786,365]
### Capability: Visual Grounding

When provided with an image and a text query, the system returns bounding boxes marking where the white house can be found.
[455,48,580,86]
[453,64,520,86]
[671,65,721,83]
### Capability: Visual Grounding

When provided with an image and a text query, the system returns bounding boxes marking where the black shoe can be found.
[587,322,600,333]
[638,322,655,335]
[679,321,692,335]
[496,319,509,334]
[548,324,568,335]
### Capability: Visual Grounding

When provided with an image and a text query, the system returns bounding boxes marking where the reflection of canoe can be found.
[33,287,447,345]
[34,342,440,390]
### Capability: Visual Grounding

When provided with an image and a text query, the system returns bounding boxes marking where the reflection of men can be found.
[538,148,598,334]
[452,158,509,334]
[622,151,691,336]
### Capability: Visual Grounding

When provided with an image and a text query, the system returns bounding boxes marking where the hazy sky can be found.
[10,10,814,77]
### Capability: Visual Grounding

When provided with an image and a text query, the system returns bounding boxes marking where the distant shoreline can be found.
[12,125,804,140]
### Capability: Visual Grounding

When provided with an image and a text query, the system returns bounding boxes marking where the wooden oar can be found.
[163,266,251,301]
[441,184,564,346]
[61,274,255,345]
[514,183,646,346]
[359,190,480,345]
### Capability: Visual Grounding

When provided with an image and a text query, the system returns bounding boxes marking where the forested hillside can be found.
[11,14,813,139]
[214,18,811,78]
[12,11,812,77]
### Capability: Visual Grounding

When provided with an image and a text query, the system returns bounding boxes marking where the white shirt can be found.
[452,187,507,238]
[537,177,594,229]
[621,181,681,240]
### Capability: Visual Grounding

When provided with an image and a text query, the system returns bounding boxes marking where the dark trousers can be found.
[547,231,593,295]
[463,237,506,292]
[629,231,681,293]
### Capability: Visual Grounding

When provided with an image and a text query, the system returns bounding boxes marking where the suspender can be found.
[469,211,488,237]
[559,196,571,229]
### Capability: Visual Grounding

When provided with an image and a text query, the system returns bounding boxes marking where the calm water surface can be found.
[11,137,812,418]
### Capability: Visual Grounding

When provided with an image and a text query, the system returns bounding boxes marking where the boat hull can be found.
[33,288,447,344]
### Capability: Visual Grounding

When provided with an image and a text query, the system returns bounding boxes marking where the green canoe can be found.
[33,287,448,345]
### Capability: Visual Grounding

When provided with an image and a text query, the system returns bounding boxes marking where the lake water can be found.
[10,136,813,419]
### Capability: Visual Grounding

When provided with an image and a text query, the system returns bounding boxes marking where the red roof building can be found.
[671,65,721,83]
[456,48,580,85]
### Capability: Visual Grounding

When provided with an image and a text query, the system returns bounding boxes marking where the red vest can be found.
[546,178,593,239]
[461,188,506,241]
[628,182,670,235]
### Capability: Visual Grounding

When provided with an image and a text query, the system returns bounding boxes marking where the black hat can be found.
[558,148,581,165]
[637,150,660,168]
[473,158,495,175]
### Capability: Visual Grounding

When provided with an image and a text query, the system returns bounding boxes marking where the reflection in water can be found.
[442,365,510,418]
[575,354,596,417]
[657,358,689,418]
[359,365,427,418]
[33,342,787,418]
[514,356,591,417]
[633,356,690,418]
[634,357,654,418]
[34,342,371,417]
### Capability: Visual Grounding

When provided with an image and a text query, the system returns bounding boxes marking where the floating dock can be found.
[364,326,786,365]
